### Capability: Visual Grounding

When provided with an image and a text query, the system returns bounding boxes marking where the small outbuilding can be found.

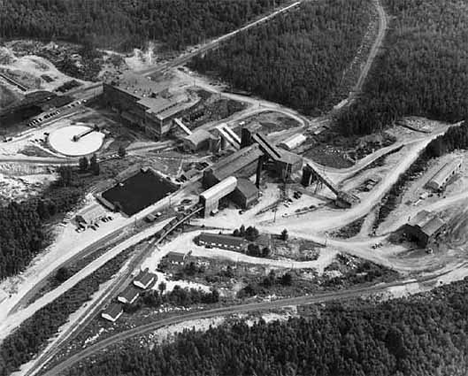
[101,303,123,322]
[164,251,188,265]
[133,268,157,289]
[117,285,140,304]
[75,205,106,225]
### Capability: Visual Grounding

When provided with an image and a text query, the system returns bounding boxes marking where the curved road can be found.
[41,267,461,376]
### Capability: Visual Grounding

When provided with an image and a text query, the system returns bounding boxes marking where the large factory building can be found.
[103,72,199,139]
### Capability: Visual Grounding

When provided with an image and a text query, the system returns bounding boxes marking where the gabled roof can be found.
[409,210,445,237]
[134,269,156,286]
[118,285,140,302]
[165,251,186,263]
[103,303,122,319]
[236,178,259,199]
[183,129,215,146]
[199,232,248,247]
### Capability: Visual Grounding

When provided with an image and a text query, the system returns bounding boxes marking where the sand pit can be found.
[48,125,104,156]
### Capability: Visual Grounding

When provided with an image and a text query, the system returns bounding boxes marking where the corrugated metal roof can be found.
[280,133,307,150]
[200,176,237,201]
[428,158,462,189]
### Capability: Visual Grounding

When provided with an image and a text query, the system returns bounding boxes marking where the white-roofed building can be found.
[426,158,462,192]
[200,176,237,217]
[279,133,307,151]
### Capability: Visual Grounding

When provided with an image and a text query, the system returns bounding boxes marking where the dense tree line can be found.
[0,167,84,280]
[336,0,468,136]
[0,0,285,51]
[189,0,371,115]
[65,277,468,376]
[374,121,468,229]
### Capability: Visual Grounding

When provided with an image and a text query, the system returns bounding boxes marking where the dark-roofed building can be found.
[202,144,263,189]
[402,210,446,247]
[197,232,248,252]
[133,268,157,289]
[117,285,140,304]
[164,251,188,265]
[230,178,259,209]
[101,303,123,322]
[103,72,199,139]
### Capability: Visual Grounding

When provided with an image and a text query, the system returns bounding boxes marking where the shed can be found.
[101,303,123,322]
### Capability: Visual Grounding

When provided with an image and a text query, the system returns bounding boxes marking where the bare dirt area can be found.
[303,130,396,169]
[0,173,57,205]
[0,43,89,93]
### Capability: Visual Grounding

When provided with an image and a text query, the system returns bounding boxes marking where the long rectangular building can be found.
[202,144,263,189]
[426,158,462,192]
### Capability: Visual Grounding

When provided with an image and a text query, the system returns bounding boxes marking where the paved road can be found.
[40,270,454,376]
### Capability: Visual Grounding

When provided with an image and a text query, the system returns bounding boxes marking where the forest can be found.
[0,0,284,51]
[62,277,468,376]
[335,0,468,136]
[0,167,84,280]
[189,0,371,115]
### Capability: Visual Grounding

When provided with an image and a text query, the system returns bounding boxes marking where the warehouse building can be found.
[402,210,446,248]
[101,303,123,322]
[202,144,263,189]
[117,286,140,305]
[426,158,462,192]
[200,176,238,217]
[197,232,248,252]
[279,133,307,151]
[103,72,199,139]
[133,268,157,289]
